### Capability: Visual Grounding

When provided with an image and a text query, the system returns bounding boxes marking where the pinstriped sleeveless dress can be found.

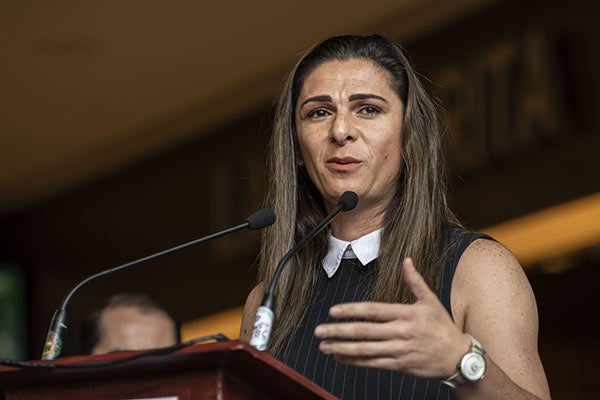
[277,229,491,400]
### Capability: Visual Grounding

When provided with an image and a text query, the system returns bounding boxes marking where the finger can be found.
[328,302,410,322]
[402,257,436,301]
[319,339,407,358]
[315,321,408,340]
[333,355,399,371]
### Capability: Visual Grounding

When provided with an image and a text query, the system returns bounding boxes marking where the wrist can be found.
[442,334,487,389]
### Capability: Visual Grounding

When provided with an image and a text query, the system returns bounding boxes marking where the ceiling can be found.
[0,0,496,216]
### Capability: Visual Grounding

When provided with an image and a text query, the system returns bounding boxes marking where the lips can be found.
[326,156,362,172]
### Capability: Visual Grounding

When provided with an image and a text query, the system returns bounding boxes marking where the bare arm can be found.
[239,283,265,341]
[314,240,551,399]
[451,239,551,399]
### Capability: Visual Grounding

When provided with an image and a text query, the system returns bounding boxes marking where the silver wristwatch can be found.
[441,334,486,389]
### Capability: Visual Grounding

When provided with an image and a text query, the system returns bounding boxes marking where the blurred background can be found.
[0,0,598,398]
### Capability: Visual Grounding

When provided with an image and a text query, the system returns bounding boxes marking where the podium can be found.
[0,340,338,399]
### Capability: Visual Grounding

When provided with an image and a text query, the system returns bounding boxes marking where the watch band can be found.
[441,334,486,389]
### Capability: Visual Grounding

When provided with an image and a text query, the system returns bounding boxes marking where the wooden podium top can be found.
[0,340,338,400]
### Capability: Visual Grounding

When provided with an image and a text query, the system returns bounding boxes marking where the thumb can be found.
[403,257,436,301]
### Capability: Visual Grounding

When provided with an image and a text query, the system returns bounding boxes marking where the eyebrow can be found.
[348,93,387,103]
[299,93,388,109]
[300,95,331,108]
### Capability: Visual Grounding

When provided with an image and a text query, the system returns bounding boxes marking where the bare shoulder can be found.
[461,237,523,272]
[454,238,533,305]
[453,238,536,329]
[239,283,265,341]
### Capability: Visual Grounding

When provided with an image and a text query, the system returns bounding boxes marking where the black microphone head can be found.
[338,191,358,211]
[246,208,276,230]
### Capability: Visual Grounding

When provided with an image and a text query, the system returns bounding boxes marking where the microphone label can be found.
[249,306,274,351]
[42,332,62,360]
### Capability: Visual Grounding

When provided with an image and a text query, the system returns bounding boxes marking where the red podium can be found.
[0,340,338,399]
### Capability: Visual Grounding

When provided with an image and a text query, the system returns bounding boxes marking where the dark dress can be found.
[277,229,492,400]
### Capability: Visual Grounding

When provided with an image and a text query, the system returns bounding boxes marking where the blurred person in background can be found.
[81,292,180,355]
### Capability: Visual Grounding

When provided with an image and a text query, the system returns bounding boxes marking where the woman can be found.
[240,34,550,400]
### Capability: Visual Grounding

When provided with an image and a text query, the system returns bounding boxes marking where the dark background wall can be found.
[0,0,598,398]
[0,106,272,357]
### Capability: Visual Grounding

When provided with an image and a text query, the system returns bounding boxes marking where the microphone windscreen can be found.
[338,191,358,211]
[246,208,276,230]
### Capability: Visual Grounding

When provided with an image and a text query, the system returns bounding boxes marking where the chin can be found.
[326,188,360,202]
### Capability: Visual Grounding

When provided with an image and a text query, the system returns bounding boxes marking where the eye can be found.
[307,108,330,119]
[359,105,382,116]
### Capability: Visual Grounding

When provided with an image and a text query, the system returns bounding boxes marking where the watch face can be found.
[461,352,486,381]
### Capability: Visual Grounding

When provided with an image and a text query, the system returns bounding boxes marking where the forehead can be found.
[101,305,171,327]
[95,305,176,353]
[300,58,393,95]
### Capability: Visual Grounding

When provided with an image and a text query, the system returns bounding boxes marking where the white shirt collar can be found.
[322,228,381,278]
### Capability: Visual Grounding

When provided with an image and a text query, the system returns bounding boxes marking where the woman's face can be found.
[295,58,404,213]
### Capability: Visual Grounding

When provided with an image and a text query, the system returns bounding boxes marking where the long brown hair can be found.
[257,34,461,356]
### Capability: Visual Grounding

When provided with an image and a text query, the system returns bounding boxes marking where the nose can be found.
[329,111,358,145]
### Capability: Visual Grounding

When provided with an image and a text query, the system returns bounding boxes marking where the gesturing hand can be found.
[314,258,470,378]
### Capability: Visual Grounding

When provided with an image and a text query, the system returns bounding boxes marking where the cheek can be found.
[298,135,319,164]
[380,140,402,176]
[297,141,310,164]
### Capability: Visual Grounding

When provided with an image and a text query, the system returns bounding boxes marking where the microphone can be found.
[249,191,358,351]
[41,208,276,360]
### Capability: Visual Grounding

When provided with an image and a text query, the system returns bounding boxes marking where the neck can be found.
[329,203,386,241]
